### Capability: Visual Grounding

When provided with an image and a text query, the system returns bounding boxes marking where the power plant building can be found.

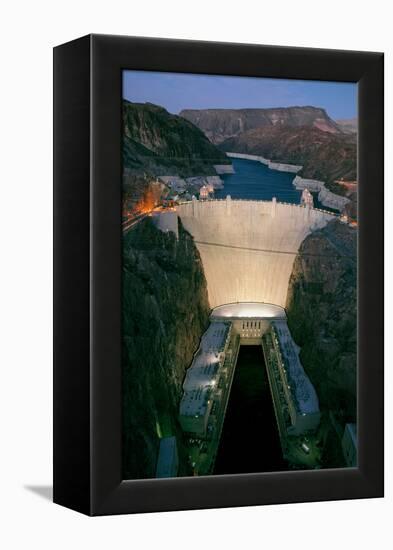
[262,320,320,436]
[179,321,232,437]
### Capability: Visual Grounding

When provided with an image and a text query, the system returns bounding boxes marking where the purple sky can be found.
[123,70,357,120]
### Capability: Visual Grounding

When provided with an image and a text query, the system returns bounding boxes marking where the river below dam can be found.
[214,345,287,475]
[216,157,326,209]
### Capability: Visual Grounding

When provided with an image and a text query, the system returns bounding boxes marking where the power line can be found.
[194,240,356,261]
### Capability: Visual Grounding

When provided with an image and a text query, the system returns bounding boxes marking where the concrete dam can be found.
[152,197,337,474]
[176,198,335,309]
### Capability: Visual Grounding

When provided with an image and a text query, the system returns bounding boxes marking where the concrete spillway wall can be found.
[177,199,335,308]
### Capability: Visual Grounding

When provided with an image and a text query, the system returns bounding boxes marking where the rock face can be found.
[180,106,341,144]
[336,117,358,134]
[122,219,210,479]
[293,176,350,212]
[286,219,357,466]
[213,164,235,174]
[317,185,351,212]
[123,173,165,214]
[123,100,230,177]
[220,126,357,191]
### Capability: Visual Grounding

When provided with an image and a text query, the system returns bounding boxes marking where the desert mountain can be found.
[180,106,341,144]
[335,118,358,134]
[123,100,230,177]
[220,126,357,189]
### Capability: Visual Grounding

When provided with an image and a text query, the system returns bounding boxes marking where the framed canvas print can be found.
[53,34,384,515]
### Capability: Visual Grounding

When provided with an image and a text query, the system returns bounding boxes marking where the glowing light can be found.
[211,302,286,320]
[155,420,162,439]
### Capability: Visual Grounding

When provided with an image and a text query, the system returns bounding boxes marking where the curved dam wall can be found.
[177,199,335,308]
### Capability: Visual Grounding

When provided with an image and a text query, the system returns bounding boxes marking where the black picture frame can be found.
[53,34,384,516]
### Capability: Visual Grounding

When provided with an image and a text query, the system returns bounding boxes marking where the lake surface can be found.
[214,345,287,475]
[215,158,300,202]
[216,157,325,208]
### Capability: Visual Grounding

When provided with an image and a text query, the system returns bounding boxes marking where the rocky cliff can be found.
[180,106,341,144]
[220,126,357,195]
[336,117,358,134]
[292,175,350,212]
[122,218,210,479]
[286,219,357,467]
[123,100,230,177]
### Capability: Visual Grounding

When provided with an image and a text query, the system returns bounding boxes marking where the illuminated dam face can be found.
[177,198,335,308]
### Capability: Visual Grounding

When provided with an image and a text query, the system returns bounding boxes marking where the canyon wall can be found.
[293,175,350,211]
[122,218,210,479]
[123,100,230,177]
[286,219,357,466]
[180,106,340,144]
[220,126,357,196]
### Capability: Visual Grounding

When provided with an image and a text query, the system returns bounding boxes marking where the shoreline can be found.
[292,175,349,212]
[226,152,302,174]
[225,152,350,212]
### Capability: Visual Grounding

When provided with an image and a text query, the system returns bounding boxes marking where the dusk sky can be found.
[123,70,357,120]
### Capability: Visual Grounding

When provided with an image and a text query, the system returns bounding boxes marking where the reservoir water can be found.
[214,346,287,475]
[216,158,301,203]
[216,157,327,209]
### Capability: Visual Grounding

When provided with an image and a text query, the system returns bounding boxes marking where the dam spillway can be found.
[176,198,335,308]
